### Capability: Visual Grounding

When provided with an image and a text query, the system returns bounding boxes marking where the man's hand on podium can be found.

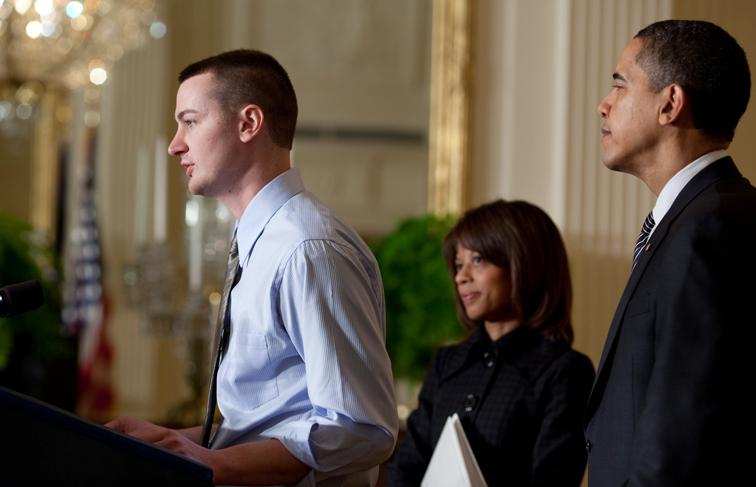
[106,417,215,469]
[105,416,310,485]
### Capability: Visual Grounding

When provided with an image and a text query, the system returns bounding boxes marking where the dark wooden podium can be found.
[0,386,213,486]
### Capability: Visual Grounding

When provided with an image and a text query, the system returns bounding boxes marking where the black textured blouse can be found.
[386,326,595,487]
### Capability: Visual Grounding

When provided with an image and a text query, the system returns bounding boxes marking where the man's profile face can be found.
[597,37,667,176]
[168,72,243,198]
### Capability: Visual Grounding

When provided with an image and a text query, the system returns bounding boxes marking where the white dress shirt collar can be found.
[651,150,728,233]
[235,168,304,268]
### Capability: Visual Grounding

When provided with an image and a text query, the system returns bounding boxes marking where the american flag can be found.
[62,133,113,421]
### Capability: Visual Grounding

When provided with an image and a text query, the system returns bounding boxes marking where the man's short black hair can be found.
[635,20,751,142]
[179,49,298,150]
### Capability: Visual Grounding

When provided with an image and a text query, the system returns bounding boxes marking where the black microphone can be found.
[0,280,44,318]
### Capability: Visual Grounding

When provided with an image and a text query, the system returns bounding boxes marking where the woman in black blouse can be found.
[386,200,595,486]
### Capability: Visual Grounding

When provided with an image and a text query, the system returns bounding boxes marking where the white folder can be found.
[420,413,488,487]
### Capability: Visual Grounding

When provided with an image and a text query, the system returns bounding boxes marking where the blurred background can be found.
[1,0,755,428]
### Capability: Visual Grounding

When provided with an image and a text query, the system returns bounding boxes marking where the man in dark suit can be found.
[585,20,756,486]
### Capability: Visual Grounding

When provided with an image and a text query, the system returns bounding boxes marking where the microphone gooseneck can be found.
[0,280,44,318]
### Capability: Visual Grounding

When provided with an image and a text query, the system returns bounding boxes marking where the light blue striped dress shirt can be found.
[212,168,398,486]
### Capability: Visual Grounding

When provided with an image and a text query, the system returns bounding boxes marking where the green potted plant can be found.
[0,213,71,400]
[372,215,464,382]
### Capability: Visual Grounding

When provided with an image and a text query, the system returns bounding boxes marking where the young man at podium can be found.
[107,49,398,487]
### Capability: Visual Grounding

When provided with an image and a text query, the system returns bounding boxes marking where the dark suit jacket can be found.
[387,326,594,487]
[585,157,756,486]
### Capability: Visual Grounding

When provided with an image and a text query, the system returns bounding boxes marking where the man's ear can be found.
[239,104,264,142]
[658,83,686,126]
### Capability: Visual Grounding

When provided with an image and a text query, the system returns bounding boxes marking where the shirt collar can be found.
[235,168,305,267]
[653,149,728,228]
[441,325,542,380]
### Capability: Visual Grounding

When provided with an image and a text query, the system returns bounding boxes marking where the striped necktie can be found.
[632,212,655,269]
[201,235,241,447]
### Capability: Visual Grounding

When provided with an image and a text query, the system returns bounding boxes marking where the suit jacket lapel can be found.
[585,157,742,423]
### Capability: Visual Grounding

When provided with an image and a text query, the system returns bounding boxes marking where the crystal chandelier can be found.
[0,0,165,127]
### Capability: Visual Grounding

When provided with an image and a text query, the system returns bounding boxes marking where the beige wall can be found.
[0,125,34,220]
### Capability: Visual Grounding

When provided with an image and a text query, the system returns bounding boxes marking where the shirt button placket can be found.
[482,351,496,369]
[463,393,478,413]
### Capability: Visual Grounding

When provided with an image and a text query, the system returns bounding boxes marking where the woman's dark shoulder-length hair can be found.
[442,199,574,343]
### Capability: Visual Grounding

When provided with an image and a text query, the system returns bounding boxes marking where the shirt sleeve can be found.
[273,239,398,474]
